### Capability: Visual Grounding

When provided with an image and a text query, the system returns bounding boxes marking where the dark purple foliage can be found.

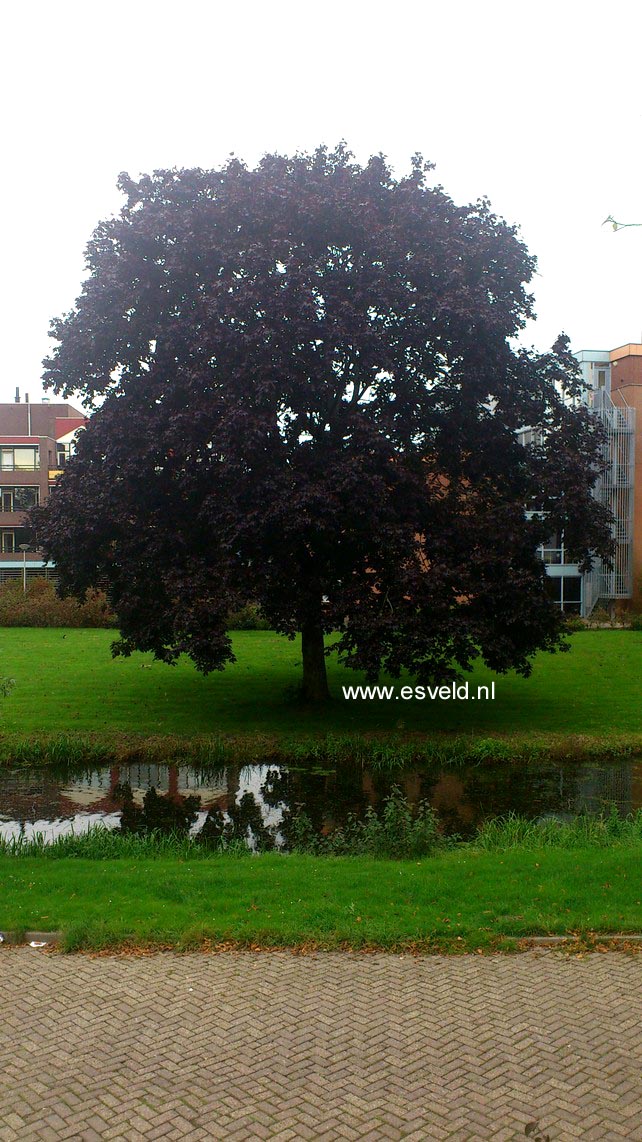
[32,146,612,700]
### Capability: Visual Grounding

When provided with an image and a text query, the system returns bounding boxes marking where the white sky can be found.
[2,0,642,406]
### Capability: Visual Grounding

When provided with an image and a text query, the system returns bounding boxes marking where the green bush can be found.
[0,675,15,724]
[0,676,14,703]
[586,606,617,628]
[226,602,271,630]
[562,614,586,633]
[0,577,116,628]
[0,581,273,630]
[290,785,446,858]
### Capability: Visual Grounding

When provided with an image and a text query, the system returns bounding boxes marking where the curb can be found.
[521,934,642,946]
[0,931,62,947]
[2,932,642,951]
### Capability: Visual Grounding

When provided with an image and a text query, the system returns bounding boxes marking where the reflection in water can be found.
[0,757,641,846]
[114,783,201,835]
[201,793,276,850]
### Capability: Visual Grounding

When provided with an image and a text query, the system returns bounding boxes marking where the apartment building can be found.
[0,392,86,583]
[527,345,639,617]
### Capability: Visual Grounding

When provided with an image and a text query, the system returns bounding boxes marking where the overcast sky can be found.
[2,0,642,407]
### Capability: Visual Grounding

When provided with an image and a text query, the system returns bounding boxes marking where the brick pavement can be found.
[1,947,641,1140]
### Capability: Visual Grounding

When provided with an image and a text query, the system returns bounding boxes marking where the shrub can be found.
[0,676,14,699]
[586,606,617,628]
[0,675,14,719]
[290,786,445,858]
[0,577,116,628]
[226,602,271,630]
[562,615,586,633]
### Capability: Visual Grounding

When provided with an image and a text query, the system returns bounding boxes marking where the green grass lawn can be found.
[0,627,640,742]
[2,847,641,952]
[2,629,639,955]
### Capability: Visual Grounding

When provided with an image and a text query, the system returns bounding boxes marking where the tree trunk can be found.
[301,619,330,702]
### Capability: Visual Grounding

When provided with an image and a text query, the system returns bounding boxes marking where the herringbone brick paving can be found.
[0,949,641,1140]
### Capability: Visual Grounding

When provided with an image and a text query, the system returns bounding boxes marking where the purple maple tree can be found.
[33,146,611,701]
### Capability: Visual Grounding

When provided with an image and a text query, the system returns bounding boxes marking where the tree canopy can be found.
[34,145,611,700]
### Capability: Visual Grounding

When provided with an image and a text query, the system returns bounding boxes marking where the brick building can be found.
[574,346,640,614]
[607,345,642,610]
[0,392,86,583]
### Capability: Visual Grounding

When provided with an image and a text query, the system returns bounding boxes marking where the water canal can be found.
[1,756,641,846]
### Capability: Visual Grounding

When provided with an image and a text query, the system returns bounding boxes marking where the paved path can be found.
[1,948,642,1140]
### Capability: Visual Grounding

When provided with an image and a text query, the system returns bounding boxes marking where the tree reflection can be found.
[113,783,200,835]
[201,791,275,850]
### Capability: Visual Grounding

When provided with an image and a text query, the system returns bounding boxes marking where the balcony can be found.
[538,547,564,565]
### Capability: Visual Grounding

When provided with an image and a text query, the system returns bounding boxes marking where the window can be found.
[56,441,79,467]
[14,486,39,510]
[518,428,545,448]
[545,574,582,614]
[0,446,40,471]
[537,530,563,564]
[1,531,15,553]
[0,487,39,512]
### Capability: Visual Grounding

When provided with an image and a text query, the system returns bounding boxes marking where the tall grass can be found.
[0,733,247,773]
[280,732,638,771]
[1,728,636,776]
[0,735,117,769]
[5,800,642,860]
[0,827,247,860]
[472,807,642,850]
[278,734,550,771]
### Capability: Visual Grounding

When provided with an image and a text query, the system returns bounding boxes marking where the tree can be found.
[34,146,612,701]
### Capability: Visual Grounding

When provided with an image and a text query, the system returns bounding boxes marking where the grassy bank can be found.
[1,844,641,952]
[0,629,640,749]
[0,729,640,773]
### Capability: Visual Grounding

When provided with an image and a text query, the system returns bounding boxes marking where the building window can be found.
[518,429,545,448]
[0,486,39,512]
[56,442,76,467]
[537,530,564,564]
[0,446,40,471]
[545,574,582,614]
[1,531,15,553]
